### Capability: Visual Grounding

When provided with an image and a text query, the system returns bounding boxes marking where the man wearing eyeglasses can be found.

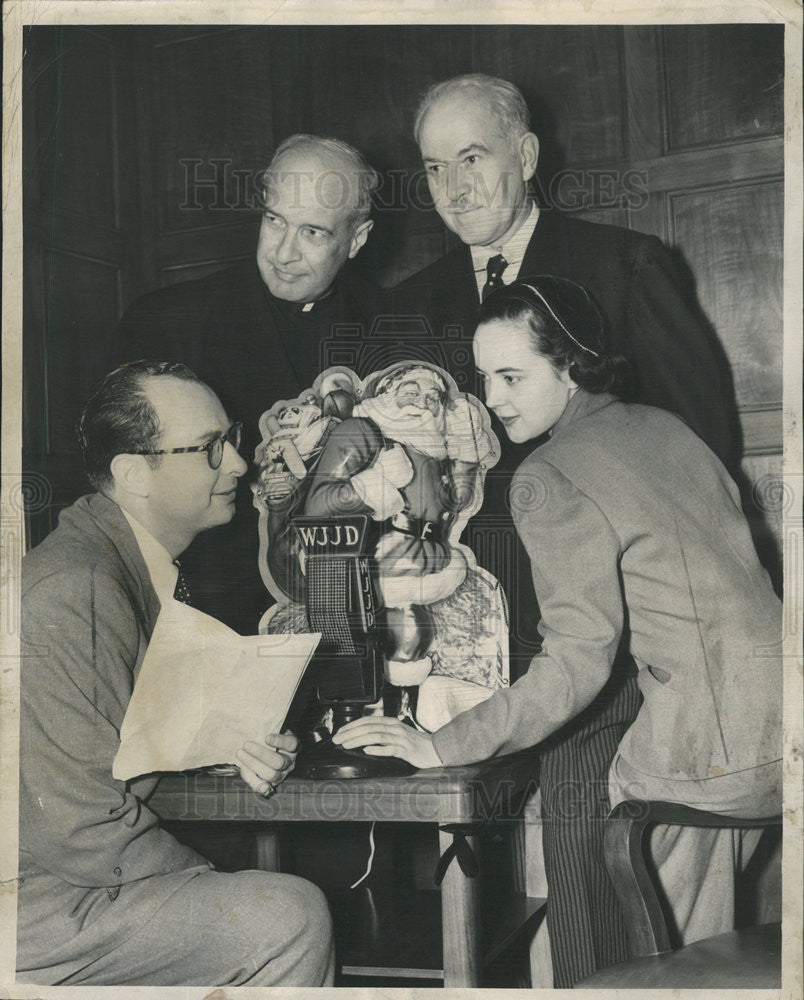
[18,360,334,987]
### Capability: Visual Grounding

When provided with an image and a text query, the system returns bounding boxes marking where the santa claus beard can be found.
[353,397,448,459]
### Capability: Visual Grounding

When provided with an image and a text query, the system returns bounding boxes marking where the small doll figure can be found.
[254,372,358,603]
[256,398,330,504]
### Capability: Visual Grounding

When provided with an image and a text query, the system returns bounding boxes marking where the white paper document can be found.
[113,599,319,781]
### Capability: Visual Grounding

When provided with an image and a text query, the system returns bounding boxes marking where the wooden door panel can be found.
[475,25,628,167]
[26,27,119,226]
[23,24,134,522]
[669,179,783,408]
[151,29,273,236]
[39,249,122,452]
[663,24,784,150]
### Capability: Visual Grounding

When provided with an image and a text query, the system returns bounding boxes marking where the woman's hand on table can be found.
[333,717,442,769]
[236,731,298,796]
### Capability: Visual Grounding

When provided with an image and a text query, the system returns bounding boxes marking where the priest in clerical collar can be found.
[116,135,382,633]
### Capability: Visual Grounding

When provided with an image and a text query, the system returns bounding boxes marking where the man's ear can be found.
[519,132,539,183]
[110,453,150,499]
[348,219,374,259]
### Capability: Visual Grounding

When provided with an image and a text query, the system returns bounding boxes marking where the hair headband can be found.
[518,282,601,358]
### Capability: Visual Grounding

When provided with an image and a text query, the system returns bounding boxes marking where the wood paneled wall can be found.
[23,27,138,542]
[23,23,785,564]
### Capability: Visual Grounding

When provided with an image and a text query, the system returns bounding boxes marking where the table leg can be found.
[523,788,553,988]
[438,827,482,987]
[255,827,280,872]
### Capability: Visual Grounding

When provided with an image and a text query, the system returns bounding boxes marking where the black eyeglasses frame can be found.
[130,421,243,470]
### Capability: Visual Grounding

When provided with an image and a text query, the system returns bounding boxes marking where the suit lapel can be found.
[518,210,571,280]
[453,243,480,312]
[86,494,161,632]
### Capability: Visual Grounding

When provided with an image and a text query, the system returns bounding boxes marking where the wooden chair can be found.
[576,800,782,989]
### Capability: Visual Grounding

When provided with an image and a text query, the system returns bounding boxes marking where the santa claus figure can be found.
[304,362,494,687]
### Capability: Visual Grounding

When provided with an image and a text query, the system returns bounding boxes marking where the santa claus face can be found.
[393,376,445,418]
[381,371,448,442]
[356,367,450,457]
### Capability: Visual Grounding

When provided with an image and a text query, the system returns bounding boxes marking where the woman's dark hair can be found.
[478,276,630,394]
[78,359,203,491]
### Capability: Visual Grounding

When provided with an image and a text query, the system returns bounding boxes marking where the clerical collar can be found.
[264,279,338,317]
[470,201,540,297]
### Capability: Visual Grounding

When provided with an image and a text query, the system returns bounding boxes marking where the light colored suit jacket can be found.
[433,391,781,782]
[19,493,209,968]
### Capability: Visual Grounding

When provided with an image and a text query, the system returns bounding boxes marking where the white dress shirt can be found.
[122,509,179,604]
[470,201,540,299]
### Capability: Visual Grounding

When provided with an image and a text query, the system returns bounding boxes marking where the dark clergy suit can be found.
[116,258,384,634]
[18,493,333,986]
[389,211,741,986]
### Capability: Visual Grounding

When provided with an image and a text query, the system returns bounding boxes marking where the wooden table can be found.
[150,750,546,988]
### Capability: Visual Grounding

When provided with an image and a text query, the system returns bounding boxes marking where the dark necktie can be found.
[173,561,194,606]
[481,253,508,300]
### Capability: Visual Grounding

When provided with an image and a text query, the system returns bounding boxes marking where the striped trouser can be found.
[538,656,643,987]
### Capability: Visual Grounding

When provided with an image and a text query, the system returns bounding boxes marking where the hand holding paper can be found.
[237,731,298,796]
[113,599,319,782]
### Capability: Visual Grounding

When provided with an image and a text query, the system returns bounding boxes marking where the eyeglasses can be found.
[132,421,243,470]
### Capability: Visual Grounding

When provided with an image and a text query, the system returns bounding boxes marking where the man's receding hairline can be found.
[265,148,367,223]
[139,371,208,401]
[414,74,533,150]
[269,145,360,174]
[140,374,216,426]
[419,90,527,147]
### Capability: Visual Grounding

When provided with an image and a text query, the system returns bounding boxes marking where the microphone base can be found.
[294,736,416,780]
